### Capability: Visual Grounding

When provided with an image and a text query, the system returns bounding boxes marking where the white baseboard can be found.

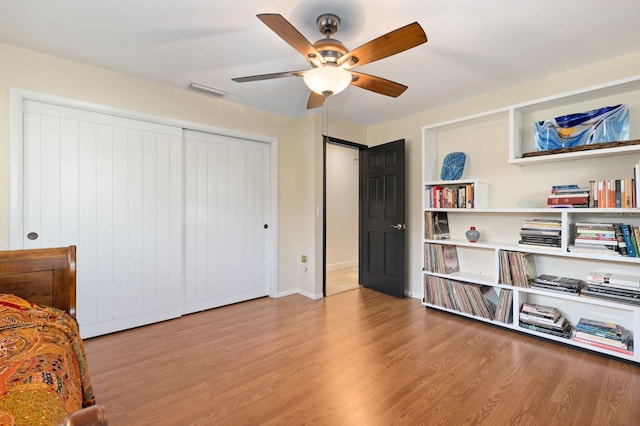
[326,260,358,272]
[296,289,324,300]
[406,291,422,299]
[276,289,324,300]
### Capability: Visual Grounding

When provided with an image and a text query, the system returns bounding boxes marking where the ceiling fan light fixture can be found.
[303,65,351,96]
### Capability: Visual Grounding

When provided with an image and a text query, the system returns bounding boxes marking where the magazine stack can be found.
[581,271,640,306]
[571,318,633,355]
[568,222,621,256]
[546,184,590,208]
[518,219,561,250]
[518,303,571,338]
[530,274,582,294]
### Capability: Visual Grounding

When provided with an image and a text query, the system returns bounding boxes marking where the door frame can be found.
[322,135,367,297]
[9,87,279,298]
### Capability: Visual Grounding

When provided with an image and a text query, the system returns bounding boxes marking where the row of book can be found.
[554,166,640,209]
[494,289,513,323]
[425,184,475,209]
[423,243,459,274]
[425,273,635,353]
[555,161,640,209]
[518,218,562,250]
[428,243,638,306]
[568,221,640,257]
[498,250,535,288]
[423,275,513,323]
[589,177,636,209]
[426,214,640,257]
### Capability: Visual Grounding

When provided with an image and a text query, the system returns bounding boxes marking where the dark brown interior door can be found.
[360,139,405,298]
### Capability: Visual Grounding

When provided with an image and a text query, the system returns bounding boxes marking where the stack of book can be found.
[571,318,633,355]
[518,219,562,250]
[547,184,590,208]
[530,274,582,294]
[581,271,640,306]
[518,302,571,338]
[568,222,621,256]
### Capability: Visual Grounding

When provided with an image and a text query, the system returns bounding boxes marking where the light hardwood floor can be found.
[84,288,640,425]
[325,266,360,296]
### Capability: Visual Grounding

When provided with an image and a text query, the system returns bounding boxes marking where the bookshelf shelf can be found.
[424,179,489,209]
[422,75,640,173]
[421,76,640,364]
[509,76,640,164]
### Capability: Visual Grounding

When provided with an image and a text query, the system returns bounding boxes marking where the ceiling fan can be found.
[232,13,427,109]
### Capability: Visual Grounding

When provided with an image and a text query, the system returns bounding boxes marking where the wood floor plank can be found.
[83,288,640,425]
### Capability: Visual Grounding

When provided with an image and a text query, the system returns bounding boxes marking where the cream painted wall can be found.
[368,52,640,298]
[0,43,368,300]
[0,42,305,295]
[294,113,366,298]
[2,41,638,301]
[293,114,320,298]
[326,143,359,269]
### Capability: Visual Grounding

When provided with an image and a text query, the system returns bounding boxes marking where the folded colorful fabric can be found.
[0,294,95,425]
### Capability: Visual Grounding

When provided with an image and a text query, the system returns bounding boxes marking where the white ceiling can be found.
[1,0,639,126]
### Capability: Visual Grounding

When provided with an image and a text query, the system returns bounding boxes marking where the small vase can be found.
[466,226,480,243]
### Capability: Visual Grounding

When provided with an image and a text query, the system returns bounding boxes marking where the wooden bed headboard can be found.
[0,246,76,318]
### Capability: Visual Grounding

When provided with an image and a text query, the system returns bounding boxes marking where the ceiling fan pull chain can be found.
[323,96,330,137]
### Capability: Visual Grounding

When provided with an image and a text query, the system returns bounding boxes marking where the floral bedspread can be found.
[0,294,95,425]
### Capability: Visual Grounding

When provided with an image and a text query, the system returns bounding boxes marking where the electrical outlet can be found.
[301,255,307,263]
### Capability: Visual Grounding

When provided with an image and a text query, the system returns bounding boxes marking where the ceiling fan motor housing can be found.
[317,14,340,36]
[313,38,347,63]
[313,14,346,63]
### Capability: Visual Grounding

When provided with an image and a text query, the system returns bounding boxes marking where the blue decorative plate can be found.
[440,152,466,180]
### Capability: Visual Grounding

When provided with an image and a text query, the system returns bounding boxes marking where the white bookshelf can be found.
[421,76,640,363]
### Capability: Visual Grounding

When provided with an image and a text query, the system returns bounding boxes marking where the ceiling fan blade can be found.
[257,13,325,67]
[307,91,326,109]
[337,22,427,68]
[349,71,408,97]
[232,70,304,83]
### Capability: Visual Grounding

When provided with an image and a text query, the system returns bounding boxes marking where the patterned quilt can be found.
[0,294,95,425]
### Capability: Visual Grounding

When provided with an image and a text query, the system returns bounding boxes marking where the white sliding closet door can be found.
[183,130,271,313]
[20,100,183,338]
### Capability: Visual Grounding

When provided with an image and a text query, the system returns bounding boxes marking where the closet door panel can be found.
[183,130,270,313]
[21,100,183,338]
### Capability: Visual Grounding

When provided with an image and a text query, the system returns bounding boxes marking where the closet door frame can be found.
[9,88,279,299]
